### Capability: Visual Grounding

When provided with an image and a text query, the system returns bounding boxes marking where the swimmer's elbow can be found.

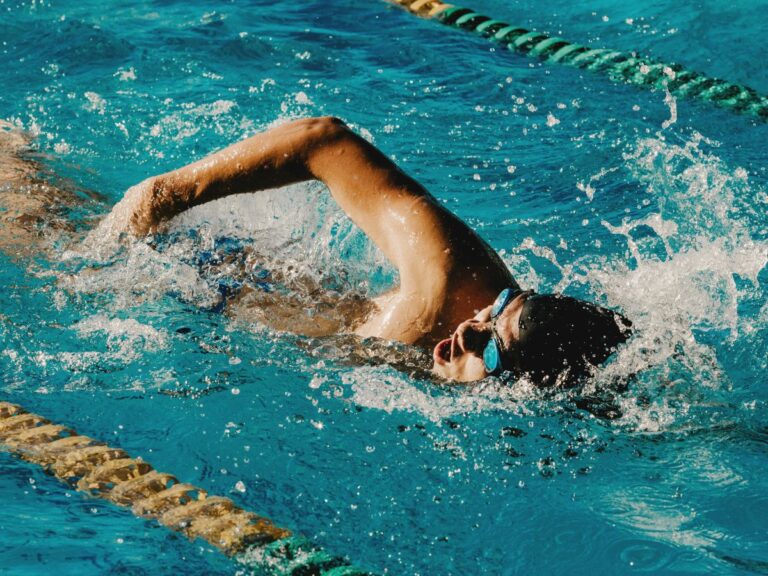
[300,116,351,152]
[306,115,349,134]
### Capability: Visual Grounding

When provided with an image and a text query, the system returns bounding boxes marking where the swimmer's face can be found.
[431,292,529,382]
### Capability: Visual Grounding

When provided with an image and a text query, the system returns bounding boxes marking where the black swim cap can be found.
[509,293,632,387]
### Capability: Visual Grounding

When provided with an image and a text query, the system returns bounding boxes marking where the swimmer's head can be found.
[431,288,632,385]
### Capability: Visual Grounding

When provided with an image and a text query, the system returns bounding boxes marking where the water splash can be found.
[580,130,767,430]
[61,172,396,313]
[45,124,768,435]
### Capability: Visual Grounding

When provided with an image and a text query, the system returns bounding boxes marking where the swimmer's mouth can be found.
[433,338,452,365]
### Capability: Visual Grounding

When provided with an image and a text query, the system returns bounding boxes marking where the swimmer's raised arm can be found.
[111,117,513,307]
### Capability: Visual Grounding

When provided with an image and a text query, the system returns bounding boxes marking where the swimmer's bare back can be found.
[0,121,83,259]
[101,117,516,348]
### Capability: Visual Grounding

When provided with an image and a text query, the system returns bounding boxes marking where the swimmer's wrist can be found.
[138,172,197,229]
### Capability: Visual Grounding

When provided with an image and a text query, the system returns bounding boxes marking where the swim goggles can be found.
[482,287,531,375]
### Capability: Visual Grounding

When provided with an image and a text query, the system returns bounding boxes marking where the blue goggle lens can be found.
[484,287,526,375]
[483,339,500,374]
[490,288,512,318]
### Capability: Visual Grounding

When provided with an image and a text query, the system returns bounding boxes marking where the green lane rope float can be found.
[0,401,372,576]
[389,0,768,121]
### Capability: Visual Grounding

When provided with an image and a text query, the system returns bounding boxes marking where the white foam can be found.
[83,91,107,115]
[579,131,767,428]
[62,239,221,310]
[20,316,169,378]
[344,365,539,423]
[492,130,765,431]
[145,99,243,144]
[65,178,393,316]
[62,314,170,369]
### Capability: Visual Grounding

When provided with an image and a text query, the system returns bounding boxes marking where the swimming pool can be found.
[1,0,767,574]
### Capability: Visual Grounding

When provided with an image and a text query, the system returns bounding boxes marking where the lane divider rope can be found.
[0,401,372,576]
[389,0,768,121]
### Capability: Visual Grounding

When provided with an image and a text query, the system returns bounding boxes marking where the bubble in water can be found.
[546,113,560,127]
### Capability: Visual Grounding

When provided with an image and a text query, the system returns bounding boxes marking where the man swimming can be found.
[98,116,631,385]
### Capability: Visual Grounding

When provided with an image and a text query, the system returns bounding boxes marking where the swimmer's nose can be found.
[454,319,492,356]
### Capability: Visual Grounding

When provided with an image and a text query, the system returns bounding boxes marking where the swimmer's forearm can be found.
[166,125,315,202]
[139,117,429,237]
[132,127,303,231]
[143,118,349,229]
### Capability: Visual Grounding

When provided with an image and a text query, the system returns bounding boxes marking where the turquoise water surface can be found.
[1,0,767,574]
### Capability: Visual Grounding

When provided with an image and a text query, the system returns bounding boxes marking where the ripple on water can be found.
[610,538,675,573]
[593,477,719,552]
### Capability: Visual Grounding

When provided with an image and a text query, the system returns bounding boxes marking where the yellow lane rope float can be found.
[0,401,372,575]
[388,0,768,121]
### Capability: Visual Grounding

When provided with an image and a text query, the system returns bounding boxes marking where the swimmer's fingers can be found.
[84,179,158,250]
[117,178,159,237]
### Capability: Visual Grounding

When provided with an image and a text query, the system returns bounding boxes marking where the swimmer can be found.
[99,117,631,385]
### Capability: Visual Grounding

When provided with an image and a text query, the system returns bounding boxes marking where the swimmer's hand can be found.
[100,170,203,239]
[87,177,162,244]
[73,176,178,260]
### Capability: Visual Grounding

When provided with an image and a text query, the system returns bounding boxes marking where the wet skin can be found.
[0,121,85,259]
[4,118,625,384]
[95,117,519,382]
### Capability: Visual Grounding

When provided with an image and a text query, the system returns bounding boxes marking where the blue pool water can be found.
[1,0,767,574]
